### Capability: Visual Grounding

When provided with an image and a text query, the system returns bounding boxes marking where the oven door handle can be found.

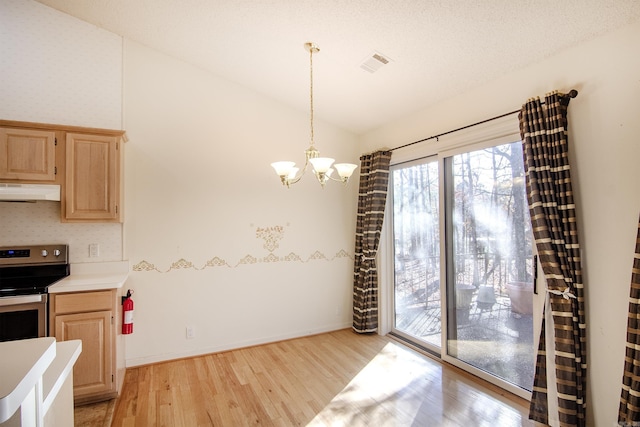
[0,294,46,306]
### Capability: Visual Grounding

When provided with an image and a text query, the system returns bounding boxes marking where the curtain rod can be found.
[390,89,578,152]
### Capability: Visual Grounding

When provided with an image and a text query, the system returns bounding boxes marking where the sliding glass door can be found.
[444,141,534,391]
[391,139,535,395]
[392,158,441,351]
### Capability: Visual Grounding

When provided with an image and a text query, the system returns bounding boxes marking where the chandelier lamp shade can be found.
[271,42,358,188]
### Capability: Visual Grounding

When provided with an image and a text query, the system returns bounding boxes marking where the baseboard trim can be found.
[124,322,352,367]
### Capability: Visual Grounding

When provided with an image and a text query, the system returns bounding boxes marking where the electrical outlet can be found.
[186,326,195,339]
[89,243,100,258]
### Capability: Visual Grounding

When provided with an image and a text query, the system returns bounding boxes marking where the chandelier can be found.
[271,42,358,188]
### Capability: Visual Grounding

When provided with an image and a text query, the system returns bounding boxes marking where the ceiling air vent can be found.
[360,51,391,73]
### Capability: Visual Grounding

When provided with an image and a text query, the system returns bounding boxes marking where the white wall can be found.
[360,21,640,427]
[122,40,360,365]
[0,0,124,262]
[0,0,122,129]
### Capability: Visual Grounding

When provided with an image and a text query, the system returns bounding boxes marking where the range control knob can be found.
[41,249,48,257]
[53,249,61,257]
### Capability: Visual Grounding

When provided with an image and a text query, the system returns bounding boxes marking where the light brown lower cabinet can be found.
[49,290,117,404]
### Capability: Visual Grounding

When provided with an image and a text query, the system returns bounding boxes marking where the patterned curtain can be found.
[619,215,640,422]
[519,92,587,426]
[352,150,392,333]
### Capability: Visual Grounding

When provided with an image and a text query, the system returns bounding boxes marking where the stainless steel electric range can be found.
[0,244,69,342]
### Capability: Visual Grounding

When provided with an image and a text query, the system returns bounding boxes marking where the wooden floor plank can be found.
[110,329,534,426]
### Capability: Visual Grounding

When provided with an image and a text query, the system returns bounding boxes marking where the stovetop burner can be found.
[0,244,70,296]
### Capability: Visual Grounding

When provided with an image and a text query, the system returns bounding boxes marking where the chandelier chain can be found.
[309,46,314,147]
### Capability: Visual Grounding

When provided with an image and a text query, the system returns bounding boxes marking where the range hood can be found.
[0,183,61,201]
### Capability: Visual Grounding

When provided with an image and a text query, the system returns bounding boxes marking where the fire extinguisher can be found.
[122,289,134,335]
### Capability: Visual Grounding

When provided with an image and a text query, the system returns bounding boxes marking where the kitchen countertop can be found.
[42,340,82,414]
[0,338,82,424]
[0,337,56,423]
[49,260,129,293]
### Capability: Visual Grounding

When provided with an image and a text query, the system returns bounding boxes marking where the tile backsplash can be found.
[0,201,123,262]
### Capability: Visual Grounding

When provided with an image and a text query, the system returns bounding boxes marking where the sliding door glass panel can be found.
[392,159,441,349]
[445,141,534,391]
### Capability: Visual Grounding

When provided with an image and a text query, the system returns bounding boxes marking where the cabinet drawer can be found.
[53,290,114,314]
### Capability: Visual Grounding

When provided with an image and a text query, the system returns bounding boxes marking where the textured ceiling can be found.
[35,0,640,134]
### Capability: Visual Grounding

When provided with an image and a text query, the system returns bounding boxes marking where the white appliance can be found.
[0,183,60,201]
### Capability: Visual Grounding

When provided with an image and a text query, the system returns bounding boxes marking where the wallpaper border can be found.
[133,249,353,273]
[132,224,354,273]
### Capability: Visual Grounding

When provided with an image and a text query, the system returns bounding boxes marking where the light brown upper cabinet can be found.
[64,133,121,222]
[0,127,58,181]
[0,119,126,222]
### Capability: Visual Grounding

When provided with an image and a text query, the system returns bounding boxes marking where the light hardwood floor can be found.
[74,399,116,426]
[110,329,534,426]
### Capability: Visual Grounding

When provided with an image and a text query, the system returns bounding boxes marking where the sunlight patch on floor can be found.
[307,341,530,426]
